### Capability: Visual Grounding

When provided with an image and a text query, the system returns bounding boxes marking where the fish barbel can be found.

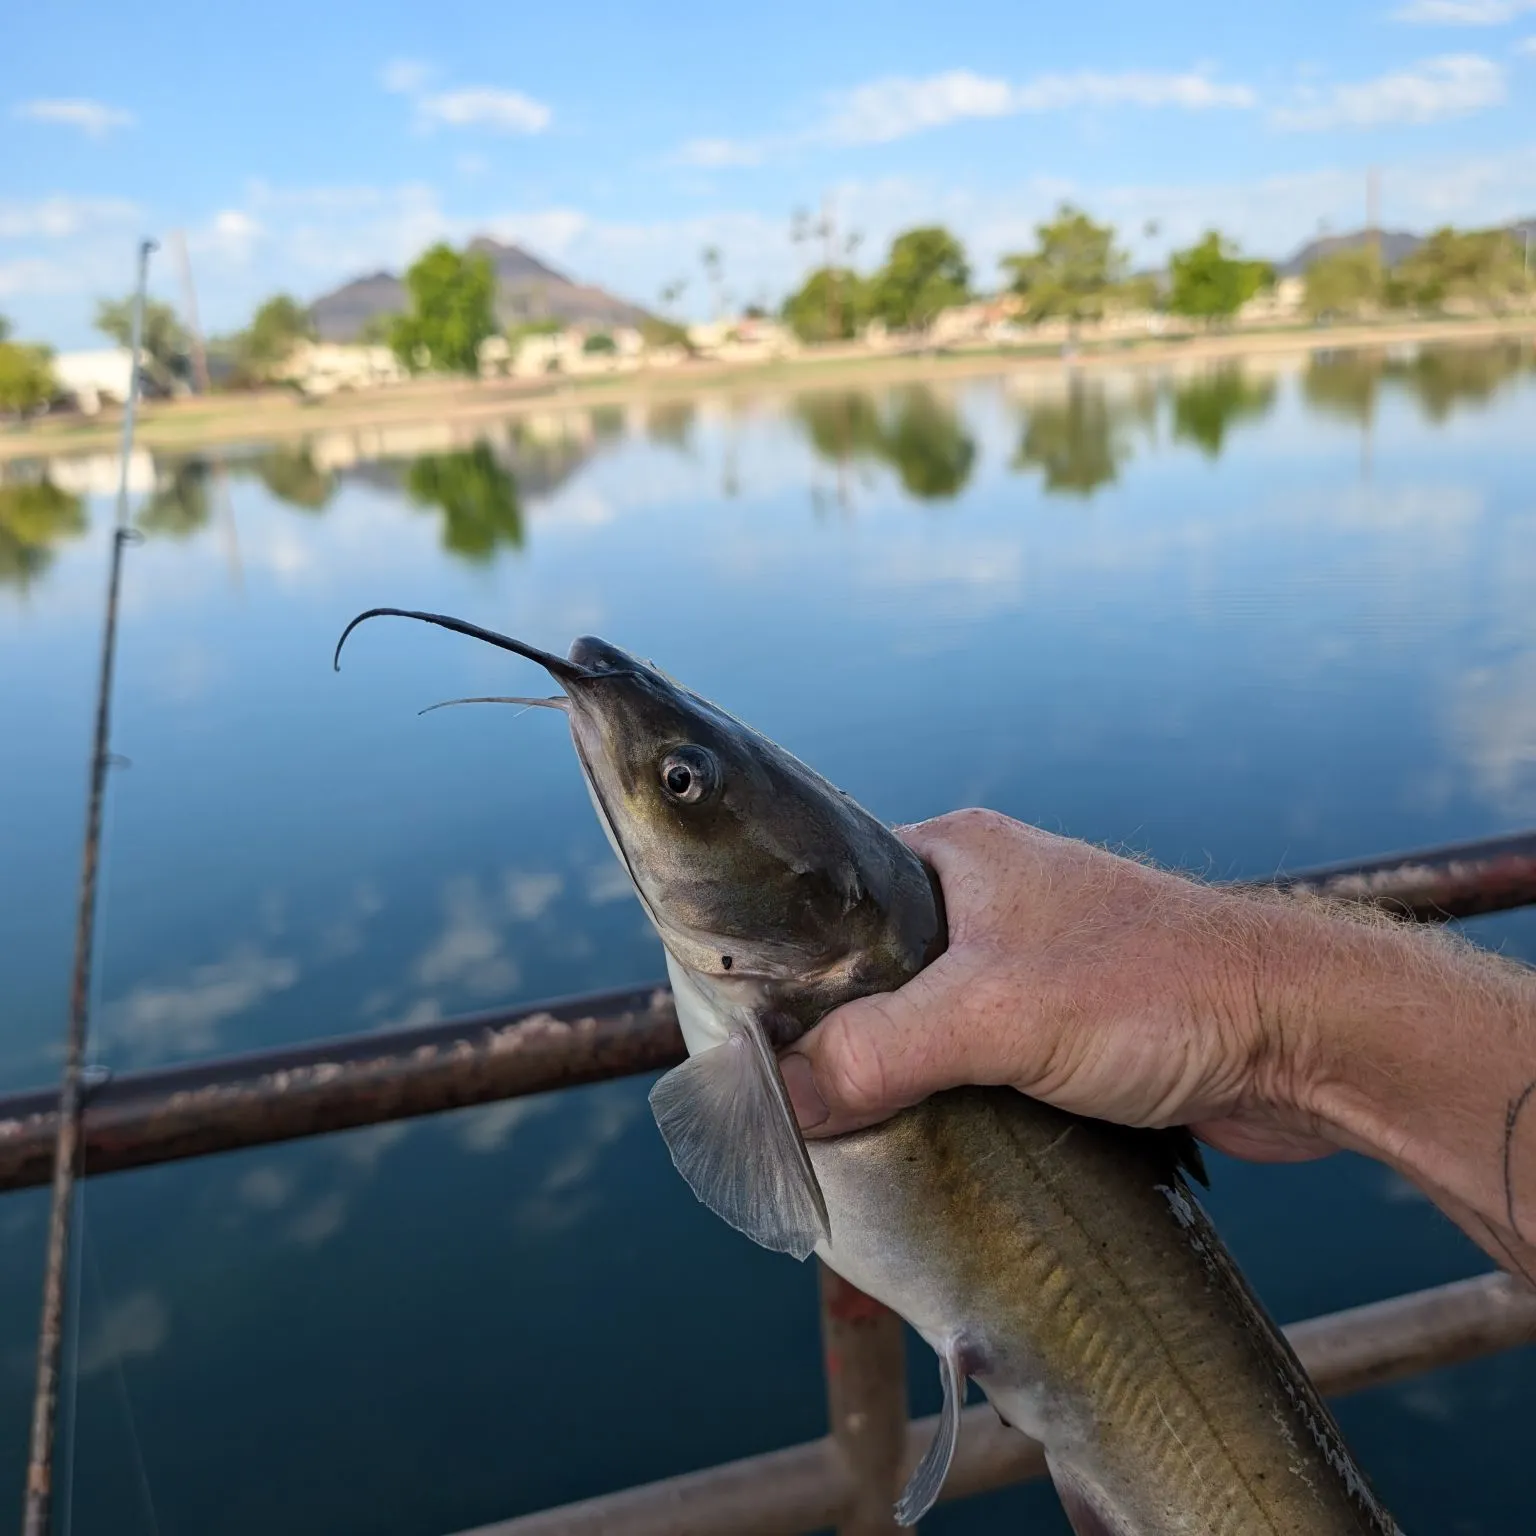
[337,608,1403,1536]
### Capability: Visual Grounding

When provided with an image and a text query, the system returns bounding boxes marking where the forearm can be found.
[1268,900,1536,1281]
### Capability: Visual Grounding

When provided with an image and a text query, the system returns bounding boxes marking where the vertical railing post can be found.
[818,1262,908,1535]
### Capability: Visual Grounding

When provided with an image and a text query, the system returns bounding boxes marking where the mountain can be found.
[309,271,406,343]
[1276,229,1422,277]
[308,239,651,342]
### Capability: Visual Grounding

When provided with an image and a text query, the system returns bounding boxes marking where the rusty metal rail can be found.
[455,1271,1536,1536]
[2,829,1535,1195]
[1267,828,1536,920]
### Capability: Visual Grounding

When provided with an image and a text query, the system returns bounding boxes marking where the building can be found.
[50,349,135,414]
[272,342,408,397]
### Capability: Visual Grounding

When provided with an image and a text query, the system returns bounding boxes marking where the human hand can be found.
[780,808,1337,1163]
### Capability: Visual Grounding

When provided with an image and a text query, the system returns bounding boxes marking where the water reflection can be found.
[645,398,696,451]
[405,444,524,561]
[0,479,85,591]
[795,385,976,501]
[1305,342,1532,427]
[138,458,214,539]
[253,447,335,512]
[1012,377,1150,497]
[1168,366,1277,458]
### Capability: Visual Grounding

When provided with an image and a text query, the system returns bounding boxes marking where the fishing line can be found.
[83,1218,164,1536]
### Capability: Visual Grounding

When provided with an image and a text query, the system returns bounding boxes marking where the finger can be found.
[783,964,968,1138]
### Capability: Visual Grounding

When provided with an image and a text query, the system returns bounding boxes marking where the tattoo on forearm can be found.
[1503,1080,1534,1245]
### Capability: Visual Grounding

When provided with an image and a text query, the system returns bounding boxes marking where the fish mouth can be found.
[332,607,595,689]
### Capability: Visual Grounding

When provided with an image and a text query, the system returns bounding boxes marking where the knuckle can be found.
[816,999,898,1116]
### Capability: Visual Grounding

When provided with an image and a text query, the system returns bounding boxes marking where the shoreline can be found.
[3,313,1533,466]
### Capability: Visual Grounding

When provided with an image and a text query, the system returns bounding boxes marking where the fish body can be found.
[336,610,1402,1535]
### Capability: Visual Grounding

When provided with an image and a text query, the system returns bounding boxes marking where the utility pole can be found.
[170,228,211,394]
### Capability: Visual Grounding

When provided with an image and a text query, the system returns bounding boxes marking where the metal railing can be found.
[3,827,1536,1533]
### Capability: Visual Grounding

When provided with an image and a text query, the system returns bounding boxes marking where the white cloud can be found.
[1519,33,1536,49]
[504,870,564,920]
[677,137,767,168]
[827,68,1257,145]
[679,66,1255,164]
[12,98,135,137]
[1272,54,1504,129]
[381,57,433,94]
[285,1191,348,1247]
[414,875,521,997]
[77,1292,167,1376]
[0,195,138,239]
[109,947,299,1059]
[415,86,551,135]
[1394,0,1536,21]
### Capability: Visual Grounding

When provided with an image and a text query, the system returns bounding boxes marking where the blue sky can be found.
[4,0,1536,346]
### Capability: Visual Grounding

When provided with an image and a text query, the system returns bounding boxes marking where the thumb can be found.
[781,964,961,1138]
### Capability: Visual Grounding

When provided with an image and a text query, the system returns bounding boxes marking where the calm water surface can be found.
[2,344,1535,1534]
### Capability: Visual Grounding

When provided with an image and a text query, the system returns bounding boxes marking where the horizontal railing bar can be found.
[450,1271,1536,1536]
[0,986,686,1193]
[1266,828,1536,920]
[1,828,1533,1195]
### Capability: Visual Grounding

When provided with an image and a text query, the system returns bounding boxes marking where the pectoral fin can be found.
[648,1016,830,1260]
[895,1341,964,1526]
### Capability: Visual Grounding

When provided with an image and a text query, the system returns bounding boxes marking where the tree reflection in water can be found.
[0,479,86,592]
[1305,341,1532,428]
[405,443,524,561]
[254,447,335,512]
[1012,376,1153,497]
[138,458,213,539]
[1168,365,1277,458]
[794,385,976,502]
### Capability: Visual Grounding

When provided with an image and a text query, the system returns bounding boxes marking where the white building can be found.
[685,317,798,362]
[273,342,408,396]
[51,349,135,414]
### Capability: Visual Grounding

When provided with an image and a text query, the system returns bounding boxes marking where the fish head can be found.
[560,634,938,997]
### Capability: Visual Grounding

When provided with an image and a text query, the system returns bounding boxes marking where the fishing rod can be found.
[20,236,156,1536]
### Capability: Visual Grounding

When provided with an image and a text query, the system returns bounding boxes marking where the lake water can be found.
[2,342,1534,1535]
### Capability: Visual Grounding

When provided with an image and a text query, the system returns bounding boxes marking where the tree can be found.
[869,227,970,331]
[0,315,11,343]
[1303,248,1381,320]
[406,444,523,559]
[1166,233,1272,324]
[238,294,314,378]
[95,296,190,389]
[1389,226,1528,312]
[0,342,56,417]
[1001,206,1125,328]
[390,244,497,375]
[782,267,866,343]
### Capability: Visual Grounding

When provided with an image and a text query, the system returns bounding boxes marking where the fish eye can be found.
[659,745,718,805]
